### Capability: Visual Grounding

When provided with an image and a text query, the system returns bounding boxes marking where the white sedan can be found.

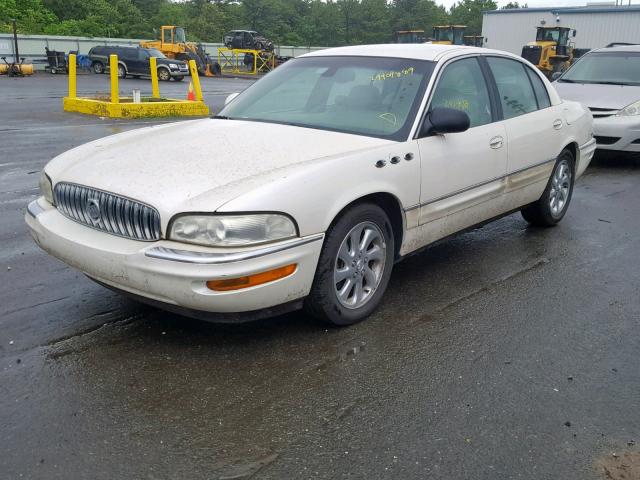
[26,44,596,326]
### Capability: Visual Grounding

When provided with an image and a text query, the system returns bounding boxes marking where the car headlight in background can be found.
[169,213,297,247]
[618,99,640,117]
[169,63,178,69]
[39,171,54,204]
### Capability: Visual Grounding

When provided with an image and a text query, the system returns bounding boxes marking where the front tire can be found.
[117,64,126,78]
[305,203,395,326]
[521,148,575,226]
[92,61,104,74]
[157,67,170,81]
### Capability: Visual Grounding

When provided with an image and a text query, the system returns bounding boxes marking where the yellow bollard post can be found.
[68,54,77,98]
[150,56,160,98]
[109,54,119,104]
[188,60,203,102]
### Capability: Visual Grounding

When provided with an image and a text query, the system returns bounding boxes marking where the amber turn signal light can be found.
[206,264,297,292]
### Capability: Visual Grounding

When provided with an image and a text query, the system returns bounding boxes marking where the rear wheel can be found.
[521,148,575,226]
[305,203,394,326]
[157,67,170,81]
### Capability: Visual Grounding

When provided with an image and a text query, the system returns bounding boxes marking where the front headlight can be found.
[617,99,640,117]
[169,213,297,247]
[169,63,178,69]
[39,171,54,205]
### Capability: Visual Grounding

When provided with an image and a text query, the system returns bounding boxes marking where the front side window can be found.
[487,57,539,119]
[430,57,492,128]
[219,56,435,140]
[559,52,640,86]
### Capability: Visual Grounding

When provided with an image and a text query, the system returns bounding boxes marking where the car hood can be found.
[554,81,640,110]
[46,119,392,225]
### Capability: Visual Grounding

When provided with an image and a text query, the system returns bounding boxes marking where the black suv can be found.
[223,30,274,52]
[88,46,189,81]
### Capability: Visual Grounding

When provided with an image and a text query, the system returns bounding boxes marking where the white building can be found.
[482,5,640,55]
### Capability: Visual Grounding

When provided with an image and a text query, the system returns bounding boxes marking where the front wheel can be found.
[117,64,126,78]
[305,203,394,326]
[521,148,575,226]
[92,61,104,74]
[157,67,170,81]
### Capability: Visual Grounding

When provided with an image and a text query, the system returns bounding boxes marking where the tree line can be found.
[1,0,509,47]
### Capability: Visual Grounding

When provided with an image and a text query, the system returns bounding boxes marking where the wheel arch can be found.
[562,141,579,167]
[328,192,405,260]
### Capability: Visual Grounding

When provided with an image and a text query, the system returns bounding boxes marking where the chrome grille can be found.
[53,183,161,241]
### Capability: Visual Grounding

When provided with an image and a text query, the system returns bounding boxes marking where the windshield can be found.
[175,27,186,43]
[148,49,166,58]
[560,52,640,86]
[433,28,452,42]
[218,56,435,141]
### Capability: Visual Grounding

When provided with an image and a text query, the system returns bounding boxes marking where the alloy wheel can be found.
[333,221,386,309]
[549,158,572,218]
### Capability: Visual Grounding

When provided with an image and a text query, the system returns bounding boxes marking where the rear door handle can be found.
[553,119,563,130]
[489,136,504,149]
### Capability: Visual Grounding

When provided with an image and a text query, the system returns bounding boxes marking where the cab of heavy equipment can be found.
[432,25,466,45]
[463,35,484,47]
[393,30,426,44]
[535,26,572,46]
[161,26,187,46]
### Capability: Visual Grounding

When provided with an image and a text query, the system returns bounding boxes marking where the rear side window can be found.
[526,67,551,109]
[487,57,538,119]
[120,48,136,60]
[430,57,493,128]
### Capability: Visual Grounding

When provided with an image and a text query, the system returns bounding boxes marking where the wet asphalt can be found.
[1,74,639,480]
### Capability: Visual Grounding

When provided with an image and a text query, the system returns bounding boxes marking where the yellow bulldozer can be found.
[431,25,467,45]
[140,26,221,76]
[521,26,576,78]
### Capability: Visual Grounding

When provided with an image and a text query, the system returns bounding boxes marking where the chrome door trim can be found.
[144,233,325,264]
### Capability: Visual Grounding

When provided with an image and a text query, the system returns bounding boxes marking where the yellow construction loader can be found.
[140,26,220,76]
[521,26,576,78]
[431,25,467,45]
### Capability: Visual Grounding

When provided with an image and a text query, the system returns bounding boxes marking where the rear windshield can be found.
[559,51,640,86]
[219,56,435,141]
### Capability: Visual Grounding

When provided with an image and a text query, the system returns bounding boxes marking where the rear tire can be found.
[304,203,395,326]
[521,148,575,227]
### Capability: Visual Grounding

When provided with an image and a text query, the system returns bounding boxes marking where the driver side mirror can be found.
[225,92,240,105]
[421,107,470,137]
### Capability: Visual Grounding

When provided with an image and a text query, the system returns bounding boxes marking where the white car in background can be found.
[26,44,595,326]
[554,45,640,153]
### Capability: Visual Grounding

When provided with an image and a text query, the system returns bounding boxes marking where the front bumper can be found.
[593,115,640,152]
[26,198,323,318]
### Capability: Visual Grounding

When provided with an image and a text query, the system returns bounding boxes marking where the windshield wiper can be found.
[212,115,230,119]
[594,81,633,86]
[558,78,577,83]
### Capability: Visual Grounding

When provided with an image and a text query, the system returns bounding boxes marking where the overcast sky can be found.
[438,0,637,8]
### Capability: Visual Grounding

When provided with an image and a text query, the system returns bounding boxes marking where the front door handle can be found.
[553,119,563,130]
[489,136,504,149]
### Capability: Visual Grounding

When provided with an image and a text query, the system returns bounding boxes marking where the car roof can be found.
[590,44,640,53]
[301,43,520,62]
